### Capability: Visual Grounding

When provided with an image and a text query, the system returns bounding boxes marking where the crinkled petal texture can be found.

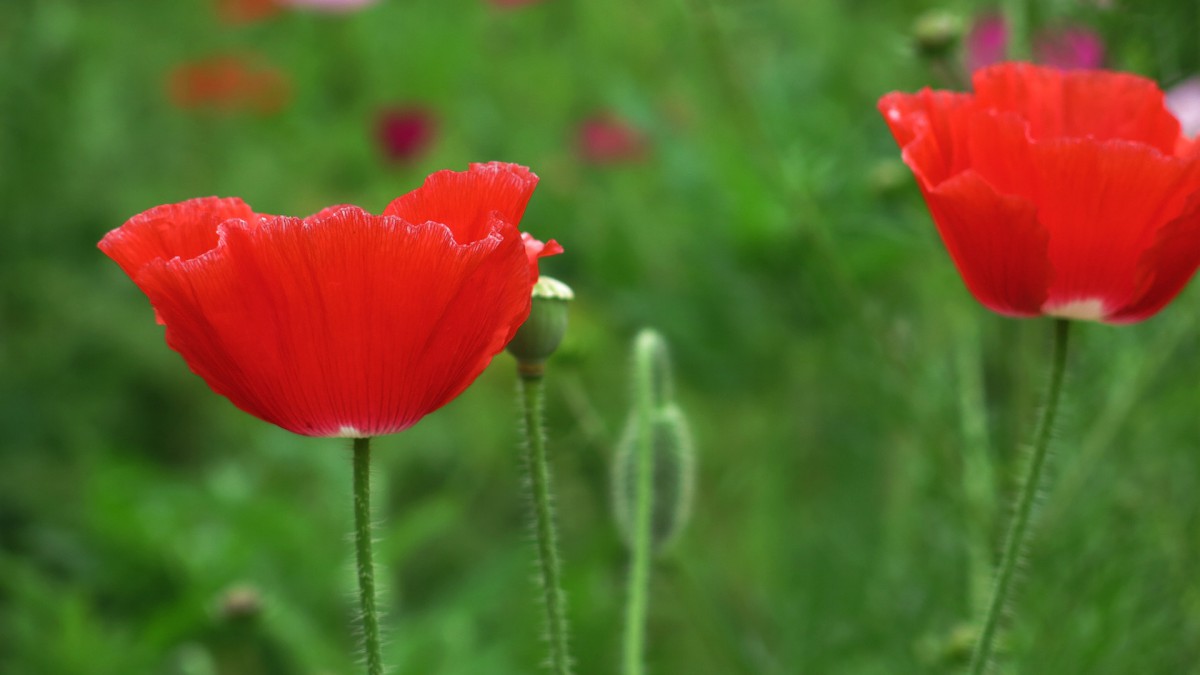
[100,162,560,437]
[879,62,1200,323]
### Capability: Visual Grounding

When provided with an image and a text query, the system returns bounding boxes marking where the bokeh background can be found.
[5,0,1200,673]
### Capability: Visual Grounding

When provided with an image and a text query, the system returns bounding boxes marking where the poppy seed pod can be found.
[507,276,573,377]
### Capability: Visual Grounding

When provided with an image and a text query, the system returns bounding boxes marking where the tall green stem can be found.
[622,340,657,675]
[1004,0,1031,61]
[968,319,1071,674]
[518,374,573,675]
[353,437,383,675]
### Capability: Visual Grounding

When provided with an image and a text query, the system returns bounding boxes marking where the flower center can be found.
[336,425,366,438]
[1042,298,1107,322]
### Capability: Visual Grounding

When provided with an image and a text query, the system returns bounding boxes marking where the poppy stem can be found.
[352,437,384,675]
[517,373,574,675]
[968,318,1070,675]
[621,333,658,675]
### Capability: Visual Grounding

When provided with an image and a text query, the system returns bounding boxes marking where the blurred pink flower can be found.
[376,106,437,163]
[966,13,1007,74]
[966,13,1103,73]
[1166,77,1200,139]
[1033,27,1104,70]
[282,0,378,11]
[577,113,648,164]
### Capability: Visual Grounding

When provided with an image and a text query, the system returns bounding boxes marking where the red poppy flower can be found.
[168,56,291,115]
[376,106,437,164]
[879,62,1200,323]
[99,163,562,437]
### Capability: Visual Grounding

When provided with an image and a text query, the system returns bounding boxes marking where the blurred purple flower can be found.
[966,13,1007,74]
[1033,27,1104,70]
[376,106,437,163]
[1167,77,1200,139]
[966,13,1103,73]
[577,113,648,164]
[282,0,378,11]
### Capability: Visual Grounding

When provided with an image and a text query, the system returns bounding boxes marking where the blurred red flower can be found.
[376,106,437,163]
[577,113,648,164]
[217,0,281,23]
[878,63,1200,323]
[99,163,561,437]
[966,13,1103,73]
[282,0,379,11]
[168,56,291,115]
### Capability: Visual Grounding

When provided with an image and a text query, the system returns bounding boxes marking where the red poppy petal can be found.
[879,89,976,187]
[137,207,532,437]
[1025,139,1200,315]
[99,197,258,278]
[972,63,1180,153]
[383,162,538,243]
[1107,193,1200,322]
[521,232,563,280]
[922,171,1051,316]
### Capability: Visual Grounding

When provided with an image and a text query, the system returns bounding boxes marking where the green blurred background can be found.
[5,0,1200,673]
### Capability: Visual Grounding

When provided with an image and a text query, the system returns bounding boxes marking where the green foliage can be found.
[4,0,1200,673]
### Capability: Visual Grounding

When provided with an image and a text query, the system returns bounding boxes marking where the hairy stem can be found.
[353,437,383,675]
[519,374,574,675]
[622,340,657,675]
[968,319,1071,674]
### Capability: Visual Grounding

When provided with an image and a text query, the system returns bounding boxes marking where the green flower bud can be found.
[216,583,263,621]
[912,10,962,60]
[507,276,574,377]
[612,402,696,555]
[633,328,674,407]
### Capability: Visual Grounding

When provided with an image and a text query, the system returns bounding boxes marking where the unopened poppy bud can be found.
[507,276,574,377]
[216,583,263,621]
[612,403,696,555]
[912,10,962,60]
[633,328,674,406]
